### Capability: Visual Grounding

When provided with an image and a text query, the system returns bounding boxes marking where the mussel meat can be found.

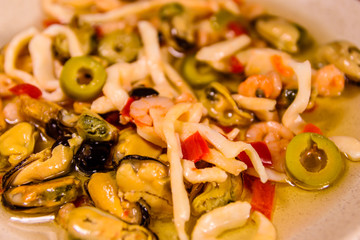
[116,155,173,219]
[86,172,149,225]
[60,206,157,240]
[199,82,254,126]
[2,176,81,214]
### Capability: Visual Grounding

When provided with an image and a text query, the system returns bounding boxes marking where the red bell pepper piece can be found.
[9,83,42,99]
[250,178,276,219]
[120,97,135,118]
[238,141,272,167]
[302,123,323,135]
[181,131,209,163]
[227,21,247,36]
[229,56,245,74]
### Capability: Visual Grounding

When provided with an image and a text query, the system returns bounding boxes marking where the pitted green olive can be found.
[254,15,312,54]
[285,132,345,190]
[0,122,38,169]
[314,41,360,82]
[199,82,254,126]
[60,56,107,101]
[181,54,218,87]
[98,30,141,63]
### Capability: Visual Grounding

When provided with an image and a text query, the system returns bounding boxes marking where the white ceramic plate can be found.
[0,1,360,240]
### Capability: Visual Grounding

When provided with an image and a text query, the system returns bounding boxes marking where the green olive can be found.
[98,30,141,64]
[181,54,218,87]
[314,41,360,82]
[210,9,237,31]
[285,132,344,190]
[60,56,106,101]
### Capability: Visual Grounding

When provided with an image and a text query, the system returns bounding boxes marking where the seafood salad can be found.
[0,0,360,239]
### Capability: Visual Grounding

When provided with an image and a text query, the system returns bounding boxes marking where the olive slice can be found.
[98,30,141,64]
[181,54,218,87]
[285,132,345,190]
[60,56,106,101]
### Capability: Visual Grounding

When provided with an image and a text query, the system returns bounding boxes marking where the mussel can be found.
[19,95,62,124]
[0,122,38,170]
[313,41,360,82]
[114,128,162,163]
[86,172,149,225]
[45,118,72,140]
[76,110,118,142]
[116,155,173,219]
[199,82,254,127]
[2,134,82,188]
[2,176,81,214]
[60,206,157,240]
[253,15,313,54]
[74,140,114,175]
[190,174,243,216]
[159,2,195,52]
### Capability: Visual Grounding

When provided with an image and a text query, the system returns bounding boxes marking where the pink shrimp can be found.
[313,64,345,97]
[246,121,294,172]
[238,71,282,99]
[129,96,174,126]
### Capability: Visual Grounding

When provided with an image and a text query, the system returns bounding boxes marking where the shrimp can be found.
[3,101,23,124]
[129,96,174,126]
[246,121,294,172]
[313,64,345,97]
[238,71,282,99]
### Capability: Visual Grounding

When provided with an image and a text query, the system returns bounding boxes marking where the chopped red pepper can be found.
[181,131,209,163]
[229,56,245,74]
[42,19,61,28]
[227,21,247,36]
[238,141,272,167]
[72,195,92,208]
[250,178,276,219]
[121,97,135,118]
[94,25,105,39]
[302,123,323,135]
[9,83,42,99]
